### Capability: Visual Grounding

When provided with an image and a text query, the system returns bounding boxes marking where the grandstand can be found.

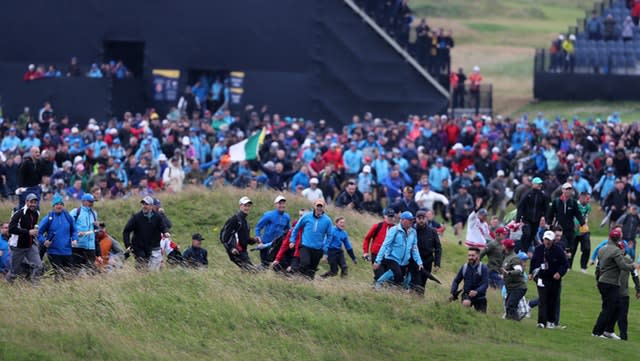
[534,0,640,100]
[0,0,449,125]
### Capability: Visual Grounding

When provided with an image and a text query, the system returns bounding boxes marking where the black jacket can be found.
[530,243,568,282]
[221,211,255,252]
[183,246,208,267]
[17,156,42,187]
[415,224,442,267]
[615,212,640,241]
[9,206,40,248]
[516,188,549,224]
[392,198,420,215]
[547,197,584,234]
[604,189,628,212]
[335,190,363,210]
[122,211,167,251]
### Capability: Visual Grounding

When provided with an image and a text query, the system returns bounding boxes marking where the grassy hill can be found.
[412,0,640,119]
[0,188,638,360]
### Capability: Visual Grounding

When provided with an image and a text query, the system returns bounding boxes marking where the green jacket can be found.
[597,241,635,286]
[618,256,640,297]
[480,240,504,273]
[502,251,526,291]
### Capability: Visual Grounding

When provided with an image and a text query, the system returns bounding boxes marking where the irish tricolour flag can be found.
[228,128,266,162]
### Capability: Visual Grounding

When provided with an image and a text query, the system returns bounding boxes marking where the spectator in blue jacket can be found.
[0,222,11,275]
[450,247,489,312]
[572,171,593,195]
[428,158,451,193]
[374,211,423,287]
[290,198,333,279]
[321,217,357,278]
[255,195,291,265]
[38,194,78,277]
[289,166,311,193]
[69,194,99,271]
[20,130,41,150]
[1,128,21,153]
[343,141,363,176]
[594,167,616,201]
[383,168,406,204]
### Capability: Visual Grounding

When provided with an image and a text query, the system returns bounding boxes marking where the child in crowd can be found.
[322,217,357,278]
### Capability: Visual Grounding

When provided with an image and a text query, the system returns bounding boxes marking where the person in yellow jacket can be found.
[562,34,576,73]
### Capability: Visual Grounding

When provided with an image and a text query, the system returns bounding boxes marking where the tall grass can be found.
[0,188,638,360]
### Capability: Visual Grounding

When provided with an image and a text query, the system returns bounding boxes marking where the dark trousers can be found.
[571,233,591,269]
[299,246,323,279]
[612,296,630,340]
[453,88,465,108]
[488,270,504,289]
[324,248,347,277]
[592,282,620,335]
[462,293,487,313]
[505,288,527,320]
[519,223,538,253]
[409,257,433,294]
[378,258,407,284]
[226,248,255,270]
[48,254,73,280]
[537,279,560,324]
[72,247,96,271]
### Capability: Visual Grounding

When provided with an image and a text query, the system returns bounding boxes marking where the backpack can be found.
[41,210,75,239]
[71,207,98,232]
[220,214,242,250]
[370,222,385,241]
[462,263,482,277]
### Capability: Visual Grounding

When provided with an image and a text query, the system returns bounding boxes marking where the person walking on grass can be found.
[546,183,584,270]
[362,208,396,265]
[255,195,291,266]
[530,230,568,329]
[220,196,262,270]
[592,228,637,339]
[373,211,423,289]
[182,233,208,268]
[605,246,640,341]
[289,198,332,279]
[516,177,549,254]
[574,191,592,273]
[410,209,442,294]
[272,208,306,274]
[69,193,100,272]
[480,226,508,289]
[123,196,170,271]
[7,193,41,284]
[450,247,489,312]
[321,217,357,278]
[37,194,77,278]
[501,238,527,321]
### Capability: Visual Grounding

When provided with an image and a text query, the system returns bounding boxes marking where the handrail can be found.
[342,0,450,99]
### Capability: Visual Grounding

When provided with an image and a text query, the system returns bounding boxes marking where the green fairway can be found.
[0,188,637,360]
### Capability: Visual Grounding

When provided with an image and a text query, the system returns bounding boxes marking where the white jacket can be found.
[465,211,492,248]
[414,189,449,211]
[162,164,185,193]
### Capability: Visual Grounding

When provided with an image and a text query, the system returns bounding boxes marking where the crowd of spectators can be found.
[1,88,640,236]
[355,1,454,77]
[23,57,131,81]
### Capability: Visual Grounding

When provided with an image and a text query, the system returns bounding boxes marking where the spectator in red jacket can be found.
[23,64,43,81]
[272,209,305,273]
[362,208,397,265]
[322,143,343,171]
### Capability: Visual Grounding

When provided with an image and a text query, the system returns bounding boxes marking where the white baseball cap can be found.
[497,170,505,177]
[239,196,252,205]
[543,230,556,240]
[274,195,286,204]
[310,177,319,184]
[363,165,371,173]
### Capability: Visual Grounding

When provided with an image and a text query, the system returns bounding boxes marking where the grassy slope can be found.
[412,0,640,119]
[0,188,638,361]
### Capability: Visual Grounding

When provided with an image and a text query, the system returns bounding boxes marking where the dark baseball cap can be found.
[384,208,396,217]
[192,233,204,241]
